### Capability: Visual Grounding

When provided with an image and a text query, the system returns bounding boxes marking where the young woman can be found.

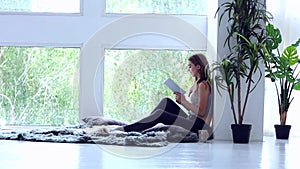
[114,53,212,136]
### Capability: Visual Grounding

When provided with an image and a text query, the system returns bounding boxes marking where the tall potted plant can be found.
[214,0,271,143]
[264,23,300,139]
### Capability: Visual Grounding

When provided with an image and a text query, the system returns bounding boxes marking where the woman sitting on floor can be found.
[113,53,213,138]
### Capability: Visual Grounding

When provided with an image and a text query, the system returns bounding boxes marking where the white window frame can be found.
[0,0,217,122]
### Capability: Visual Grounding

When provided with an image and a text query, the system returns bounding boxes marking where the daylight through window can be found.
[0,47,80,126]
[0,0,80,13]
[104,49,204,122]
[106,0,207,15]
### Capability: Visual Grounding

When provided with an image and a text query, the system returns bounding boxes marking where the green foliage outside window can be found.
[0,47,79,125]
[104,50,199,123]
[106,0,207,15]
[0,47,202,125]
[0,0,80,13]
[0,0,31,11]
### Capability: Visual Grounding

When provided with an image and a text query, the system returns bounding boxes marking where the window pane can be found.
[106,0,207,15]
[0,0,80,13]
[0,47,80,126]
[104,49,203,123]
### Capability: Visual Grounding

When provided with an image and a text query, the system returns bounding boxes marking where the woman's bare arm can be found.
[177,82,210,118]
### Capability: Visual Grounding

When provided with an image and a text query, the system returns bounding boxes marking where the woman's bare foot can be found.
[111,126,124,132]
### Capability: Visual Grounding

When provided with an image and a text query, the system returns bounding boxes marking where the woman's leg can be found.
[150,97,188,118]
[123,109,206,133]
[112,98,187,132]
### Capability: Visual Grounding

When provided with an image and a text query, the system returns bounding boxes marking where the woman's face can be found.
[188,61,200,77]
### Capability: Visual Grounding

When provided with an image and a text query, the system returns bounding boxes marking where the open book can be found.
[164,78,186,94]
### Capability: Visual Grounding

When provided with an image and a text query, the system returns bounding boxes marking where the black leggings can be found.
[123,97,209,133]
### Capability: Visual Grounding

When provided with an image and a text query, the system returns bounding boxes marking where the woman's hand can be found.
[174,92,187,104]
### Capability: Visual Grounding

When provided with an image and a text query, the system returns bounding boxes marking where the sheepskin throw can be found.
[0,116,207,147]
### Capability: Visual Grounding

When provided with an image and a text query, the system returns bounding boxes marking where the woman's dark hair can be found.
[188,53,210,83]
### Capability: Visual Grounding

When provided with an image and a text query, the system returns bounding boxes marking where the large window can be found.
[0,47,80,126]
[0,0,80,13]
[104,49,199,122]
[0,0,215,126]
[106,0,207,15]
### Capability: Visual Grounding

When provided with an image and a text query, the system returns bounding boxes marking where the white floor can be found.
[0,136,299,169]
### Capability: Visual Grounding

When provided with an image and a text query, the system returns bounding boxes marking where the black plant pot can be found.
[231,124,252,144]
[274,125,291,139]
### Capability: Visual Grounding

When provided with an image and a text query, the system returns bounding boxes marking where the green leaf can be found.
[265,73,276,82]
[294,79,300,90]
[274,72,285,79]
[292,38,300,48]
[282,46,299,66]
[266,24,282,50]
[286,75,295,83]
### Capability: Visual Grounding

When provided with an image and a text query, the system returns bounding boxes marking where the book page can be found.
[164,78,186,94]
